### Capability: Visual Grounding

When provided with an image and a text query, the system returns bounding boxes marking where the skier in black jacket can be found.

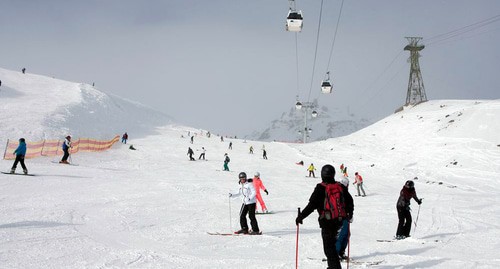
[296,164,351,269]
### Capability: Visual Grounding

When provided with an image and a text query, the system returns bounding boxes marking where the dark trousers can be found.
[12,155,27,171]
[309,171,315,177]
[61,149,70,162]
[322,227,341,269]
[397,207,412,237]
[199,153,205,160]
[188,153,195,161]
[240,203,259,232]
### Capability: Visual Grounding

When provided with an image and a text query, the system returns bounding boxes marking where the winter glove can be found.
[264,189,269,195]
[417,199,422,205]
[295,216,303,226]
[349,215,354,223]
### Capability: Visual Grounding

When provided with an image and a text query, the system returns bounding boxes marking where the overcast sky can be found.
[1,0,499,137]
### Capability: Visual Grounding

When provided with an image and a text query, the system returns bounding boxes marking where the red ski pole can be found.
[296,207,301,269]
[347,222,350,269]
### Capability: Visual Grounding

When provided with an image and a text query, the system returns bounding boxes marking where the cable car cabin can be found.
[321,80,332,94]
[286,10,303,32]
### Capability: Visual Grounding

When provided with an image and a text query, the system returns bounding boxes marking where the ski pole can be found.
[296,207,300,269]
[413,201,422,235]
[347,222,350,269]
[228,196,232,233]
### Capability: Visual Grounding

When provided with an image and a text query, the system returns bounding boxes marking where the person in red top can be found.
[252,172,269,213]
[353,172,366,197]
[396,180,422,239]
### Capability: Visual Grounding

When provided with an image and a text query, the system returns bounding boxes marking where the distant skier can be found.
[121,132,128,144]
[220,136,224,142]
[187,147,195,161]
[249,146,254,154]
[307,163,316,177]
[190,135,194,144]
[353,172,366,197]
[229,142,232,150]
[129,145,136,150]
[337,177,354,260]
[396,180,422,240]
[59,136,72,164]
[262,149,267,160]
[22,68,26,74]
[229,172,260,234]
[223,153,230,171]
[199,147,206,160]
[253,172,269,213]
[342,165,348,177]
[10,138,28,174]
[296,160,304,166]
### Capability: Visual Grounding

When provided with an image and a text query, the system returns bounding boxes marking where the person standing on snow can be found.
[249,146,254,154]
[10,138,28,174]
[295,165,344,269]
[307,163,316,177]
[198,147,206,160]
[353,172,366,197]
[121,132,128,144]
[337,177,354,260]
[223,153,230,171]
[252,172,269,213]
[228,142,233,150]
[396,180,422,240]
[187,147,195,161]
[190,135,194,144]
[59,136,72,164]
[229,172,260,234]
[262,149,268,160]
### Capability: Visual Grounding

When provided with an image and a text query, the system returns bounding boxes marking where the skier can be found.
[59,135,72,164]
[296,160,304,166]
[253,172,269,213]
[199,147,206,160]
[220,136,224,142]
[187,147,195,161]
[190,135,194,144]
[396,180,422,239]
[229,172,260,234]
[262,149,267,160]
[353,172,366,197]
[121,132,128,144]
[229,142,232,150]
[342,165,348,177]
[307,163,316,177]
[223,153,230,171]
[337,177,354,260]
[249,146,254,154]
[22,68,26,74]
[295,165,344,269]
[129,145,136,150]
[10,138,28,174]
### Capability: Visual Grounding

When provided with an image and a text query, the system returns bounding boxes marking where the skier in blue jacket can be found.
[10,138,28,174]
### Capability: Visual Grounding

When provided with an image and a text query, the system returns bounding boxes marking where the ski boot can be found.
[10,168,15,174]
[249,230,262,235]
[235,229,249,234]
[23,169,28,175]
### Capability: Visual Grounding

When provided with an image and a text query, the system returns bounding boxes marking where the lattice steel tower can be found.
[404,37,427,105]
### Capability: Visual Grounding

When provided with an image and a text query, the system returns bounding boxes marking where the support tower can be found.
[404,37,427,105]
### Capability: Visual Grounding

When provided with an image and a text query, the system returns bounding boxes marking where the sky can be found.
[0,0,499,137]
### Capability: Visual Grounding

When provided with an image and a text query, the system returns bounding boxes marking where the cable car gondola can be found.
[321,71,333,94]
[286,9,303,32]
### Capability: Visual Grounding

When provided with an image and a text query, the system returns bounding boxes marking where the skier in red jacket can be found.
[252,172,269,213]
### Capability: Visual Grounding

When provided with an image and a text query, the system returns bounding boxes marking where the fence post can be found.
[3,139,9,160]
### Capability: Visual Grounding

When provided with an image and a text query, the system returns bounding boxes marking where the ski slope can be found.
[1,69,500,268]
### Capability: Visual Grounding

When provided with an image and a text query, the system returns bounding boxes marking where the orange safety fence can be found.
[3,135,120,160]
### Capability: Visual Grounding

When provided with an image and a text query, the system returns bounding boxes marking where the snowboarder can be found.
[295,165,344,269]
[59,136,72,164]
[121,132,128,144]
[229,142,232,150]
[396,180,422,239]
[10,138,28,174]
[262,149,267,160]
[253,172,269,213]
[199,147,206,160]
[229,172,260,234]
[337,177,354,260]
[249,146,254,154]
[187,147,195,161]
[223,153,230,171]
[307,163,316,177]
[353,172,366,197]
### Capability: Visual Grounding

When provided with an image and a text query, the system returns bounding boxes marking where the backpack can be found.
[225,156,230,163]
[320,182,347,221]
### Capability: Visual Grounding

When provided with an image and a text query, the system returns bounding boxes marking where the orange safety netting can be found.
[3,135,120,160]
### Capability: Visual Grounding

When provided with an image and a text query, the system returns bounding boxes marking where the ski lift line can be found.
[427,26,500,48]
[306,0,325,103]
[295,32,300,96]
[325,0,346,73]
[426,19,500,47]
[426,14,500,45]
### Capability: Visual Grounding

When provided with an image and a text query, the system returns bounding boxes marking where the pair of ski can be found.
[1,172,35,176]
[307,257,383,266]
[207,231,262,236]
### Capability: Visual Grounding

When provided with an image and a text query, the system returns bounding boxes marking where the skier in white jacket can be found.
[229,172,260,234]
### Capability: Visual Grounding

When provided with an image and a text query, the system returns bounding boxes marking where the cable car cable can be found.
[306,0,325,103]
[325,0,345,73]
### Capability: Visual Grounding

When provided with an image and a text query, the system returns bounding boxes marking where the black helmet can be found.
[405,180,414,188]
[238,172,247,180]
[19,138,25,142]
[321,164,336,183]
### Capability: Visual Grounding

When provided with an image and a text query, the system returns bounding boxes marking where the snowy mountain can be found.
[0,68,499,268]
[0,67,171,143]
[247,99,372,142]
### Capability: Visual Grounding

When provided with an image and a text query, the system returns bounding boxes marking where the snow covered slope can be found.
[0,67,171,143]
[1,76,499,269]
